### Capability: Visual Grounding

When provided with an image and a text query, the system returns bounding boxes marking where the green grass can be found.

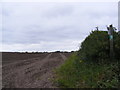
[54,52,119,88]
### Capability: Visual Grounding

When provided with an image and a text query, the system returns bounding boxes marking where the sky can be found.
[0,0,119,52]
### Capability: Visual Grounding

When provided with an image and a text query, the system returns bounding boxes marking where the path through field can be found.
[2,52,72,88]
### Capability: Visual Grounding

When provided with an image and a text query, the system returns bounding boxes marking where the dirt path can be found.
[2,52,68,88]
[60,53,67,60]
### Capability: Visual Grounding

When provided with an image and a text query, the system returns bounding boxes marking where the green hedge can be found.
[55,30,119,88]
[78,30,120,63]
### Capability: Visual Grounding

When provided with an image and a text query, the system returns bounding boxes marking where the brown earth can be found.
[2,52,72,88]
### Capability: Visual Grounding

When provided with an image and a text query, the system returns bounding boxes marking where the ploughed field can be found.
[2,52,72,88]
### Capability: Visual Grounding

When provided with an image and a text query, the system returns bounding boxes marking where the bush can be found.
[78,30,120,63]
[55,53,119,88]
[54,30,119,88]
[114,32,120,60]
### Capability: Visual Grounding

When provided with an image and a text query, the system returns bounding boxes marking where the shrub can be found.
[55,30,120,88]
[78,30,120,63]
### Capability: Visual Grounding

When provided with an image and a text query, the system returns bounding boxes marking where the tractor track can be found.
[2,52,71,88]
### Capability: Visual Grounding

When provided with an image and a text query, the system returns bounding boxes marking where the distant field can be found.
[2,52,49,65]
[2,52,73,88]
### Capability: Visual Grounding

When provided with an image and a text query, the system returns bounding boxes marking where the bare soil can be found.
[2,52,72,88]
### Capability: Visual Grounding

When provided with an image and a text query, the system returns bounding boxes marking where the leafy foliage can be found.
[114,32,120,60]
[55,53,119,88]
[54,30,120,88]
[78,30,120,63]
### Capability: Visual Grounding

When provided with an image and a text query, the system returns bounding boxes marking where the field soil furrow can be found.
[59,53,67,60]
[2,52,72,88]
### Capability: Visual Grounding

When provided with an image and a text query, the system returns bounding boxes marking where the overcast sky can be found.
[0,1,118,52]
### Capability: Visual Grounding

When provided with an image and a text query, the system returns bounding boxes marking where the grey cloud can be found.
[2,8,11,16]
[1,2,118,51]
[2,24,86,44]
[42,5,74,18]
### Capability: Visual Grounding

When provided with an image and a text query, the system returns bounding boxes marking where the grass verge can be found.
[54,52,119,88]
